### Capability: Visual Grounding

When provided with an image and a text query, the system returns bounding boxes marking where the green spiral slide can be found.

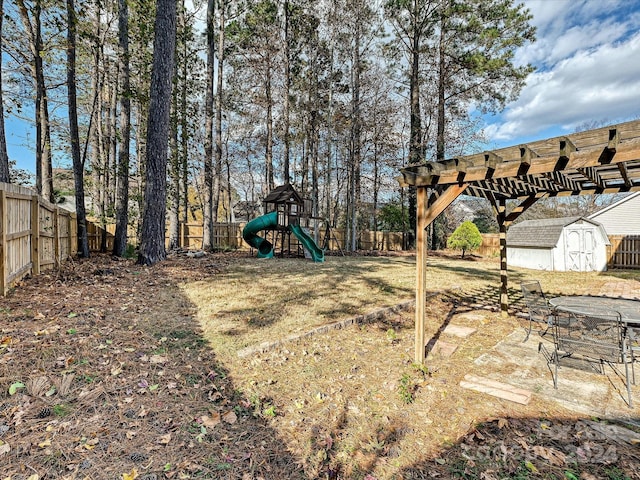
[242,212,325,262]
[242,211,277,258]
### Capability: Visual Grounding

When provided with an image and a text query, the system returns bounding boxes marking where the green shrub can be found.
[447,220,482,258]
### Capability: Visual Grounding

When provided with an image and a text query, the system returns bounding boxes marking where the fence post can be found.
[70,213,78,257]
[0,189,6,295]
[31,194,40,276]
[54,207,60,268]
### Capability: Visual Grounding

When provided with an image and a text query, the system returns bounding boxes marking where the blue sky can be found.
[6,0,640,172]
[483,0,640,148]
[6,115,34,173]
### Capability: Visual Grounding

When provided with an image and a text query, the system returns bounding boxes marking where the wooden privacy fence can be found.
[0,182,77,295]
[84,223,247,252]
[478,234,500,257]
[607,235,640,269]
[86,221,408,252]
[172,223,406,252]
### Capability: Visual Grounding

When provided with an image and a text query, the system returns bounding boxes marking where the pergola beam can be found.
[424,184,469,226]
[618,162,633,187]
[577,166,607,189]
[400,136,640,186]
[505,193,545,224]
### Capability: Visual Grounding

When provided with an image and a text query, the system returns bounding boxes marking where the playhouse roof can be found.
[264,184,303,204]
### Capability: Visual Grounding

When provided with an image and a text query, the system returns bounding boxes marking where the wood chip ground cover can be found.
[0,252,638,479]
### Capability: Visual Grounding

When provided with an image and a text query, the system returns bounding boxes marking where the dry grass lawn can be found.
[181,252,640,479]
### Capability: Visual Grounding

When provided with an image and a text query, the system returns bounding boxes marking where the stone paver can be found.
[598,281,640,299]
[429,340,458,358]
[443,324,477,338]
[474,329,636,418]
[459,374,532,405]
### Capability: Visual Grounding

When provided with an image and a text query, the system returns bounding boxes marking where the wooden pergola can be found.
[398,120,640,363]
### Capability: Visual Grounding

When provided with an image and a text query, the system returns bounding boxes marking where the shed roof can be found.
[506,216,604,248]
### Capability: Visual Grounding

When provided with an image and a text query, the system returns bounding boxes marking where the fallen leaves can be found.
[149,354,168,364]
[26,376,51,397]
[222,410,237,425]
[531,445,566,465]
[122,468,138,480]
[2,253,637,480]
[54,373,75,397]
[8,382,25,396]
[0,441,10,456]
[38,438,52,448]
[200,413,221,428]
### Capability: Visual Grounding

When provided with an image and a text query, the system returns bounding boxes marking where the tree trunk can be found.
[107,63,118,210]
[265,68,274,192]
[167,2,183,251]
[41,87,54,203]
[213,1,225,225]
[134,102,148,243]
[168,98,180,250]
[17,0,53,202]
[436,11,446,162]
[406,0,424,249]
[202,0,215,250]
[282,0,291,184]
[373,141,379,248]
[113,0,131,257]
[67,0,89,257]
[180,19,189,226]
[0,0,10,183]
[89,4,107,252]
[350,16,362,252]
[431,12,447,251]
[137,0,177,266]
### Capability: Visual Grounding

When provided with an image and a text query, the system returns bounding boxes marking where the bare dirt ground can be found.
[1,252,639,480]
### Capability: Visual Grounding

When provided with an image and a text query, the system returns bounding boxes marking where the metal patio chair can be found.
[520,281,554,342]
[551,308,635,408]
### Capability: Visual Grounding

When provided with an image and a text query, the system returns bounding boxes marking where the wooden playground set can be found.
[242,184,342,262]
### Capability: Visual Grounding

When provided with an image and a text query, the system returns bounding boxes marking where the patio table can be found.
[549,297,640,351]
[548,296,640,327]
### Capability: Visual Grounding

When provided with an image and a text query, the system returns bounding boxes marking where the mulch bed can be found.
[1,253,303,479]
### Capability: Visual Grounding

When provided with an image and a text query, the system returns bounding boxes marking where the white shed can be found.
[588,192,640,235]
[507,217,610,272]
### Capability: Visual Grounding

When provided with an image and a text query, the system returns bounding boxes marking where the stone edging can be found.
[237,298,419,358]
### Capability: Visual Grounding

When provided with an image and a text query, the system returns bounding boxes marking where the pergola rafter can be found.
[398,120,640,363]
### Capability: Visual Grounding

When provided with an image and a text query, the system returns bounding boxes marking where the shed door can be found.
[565,226,596,272]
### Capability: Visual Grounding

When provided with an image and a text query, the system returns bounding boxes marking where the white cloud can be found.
[485,1,640,143]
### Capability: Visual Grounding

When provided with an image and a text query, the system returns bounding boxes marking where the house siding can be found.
[589,193,640,235]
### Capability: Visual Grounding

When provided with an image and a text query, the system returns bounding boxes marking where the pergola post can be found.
[415,186,428,364]
[497,198,508,315]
